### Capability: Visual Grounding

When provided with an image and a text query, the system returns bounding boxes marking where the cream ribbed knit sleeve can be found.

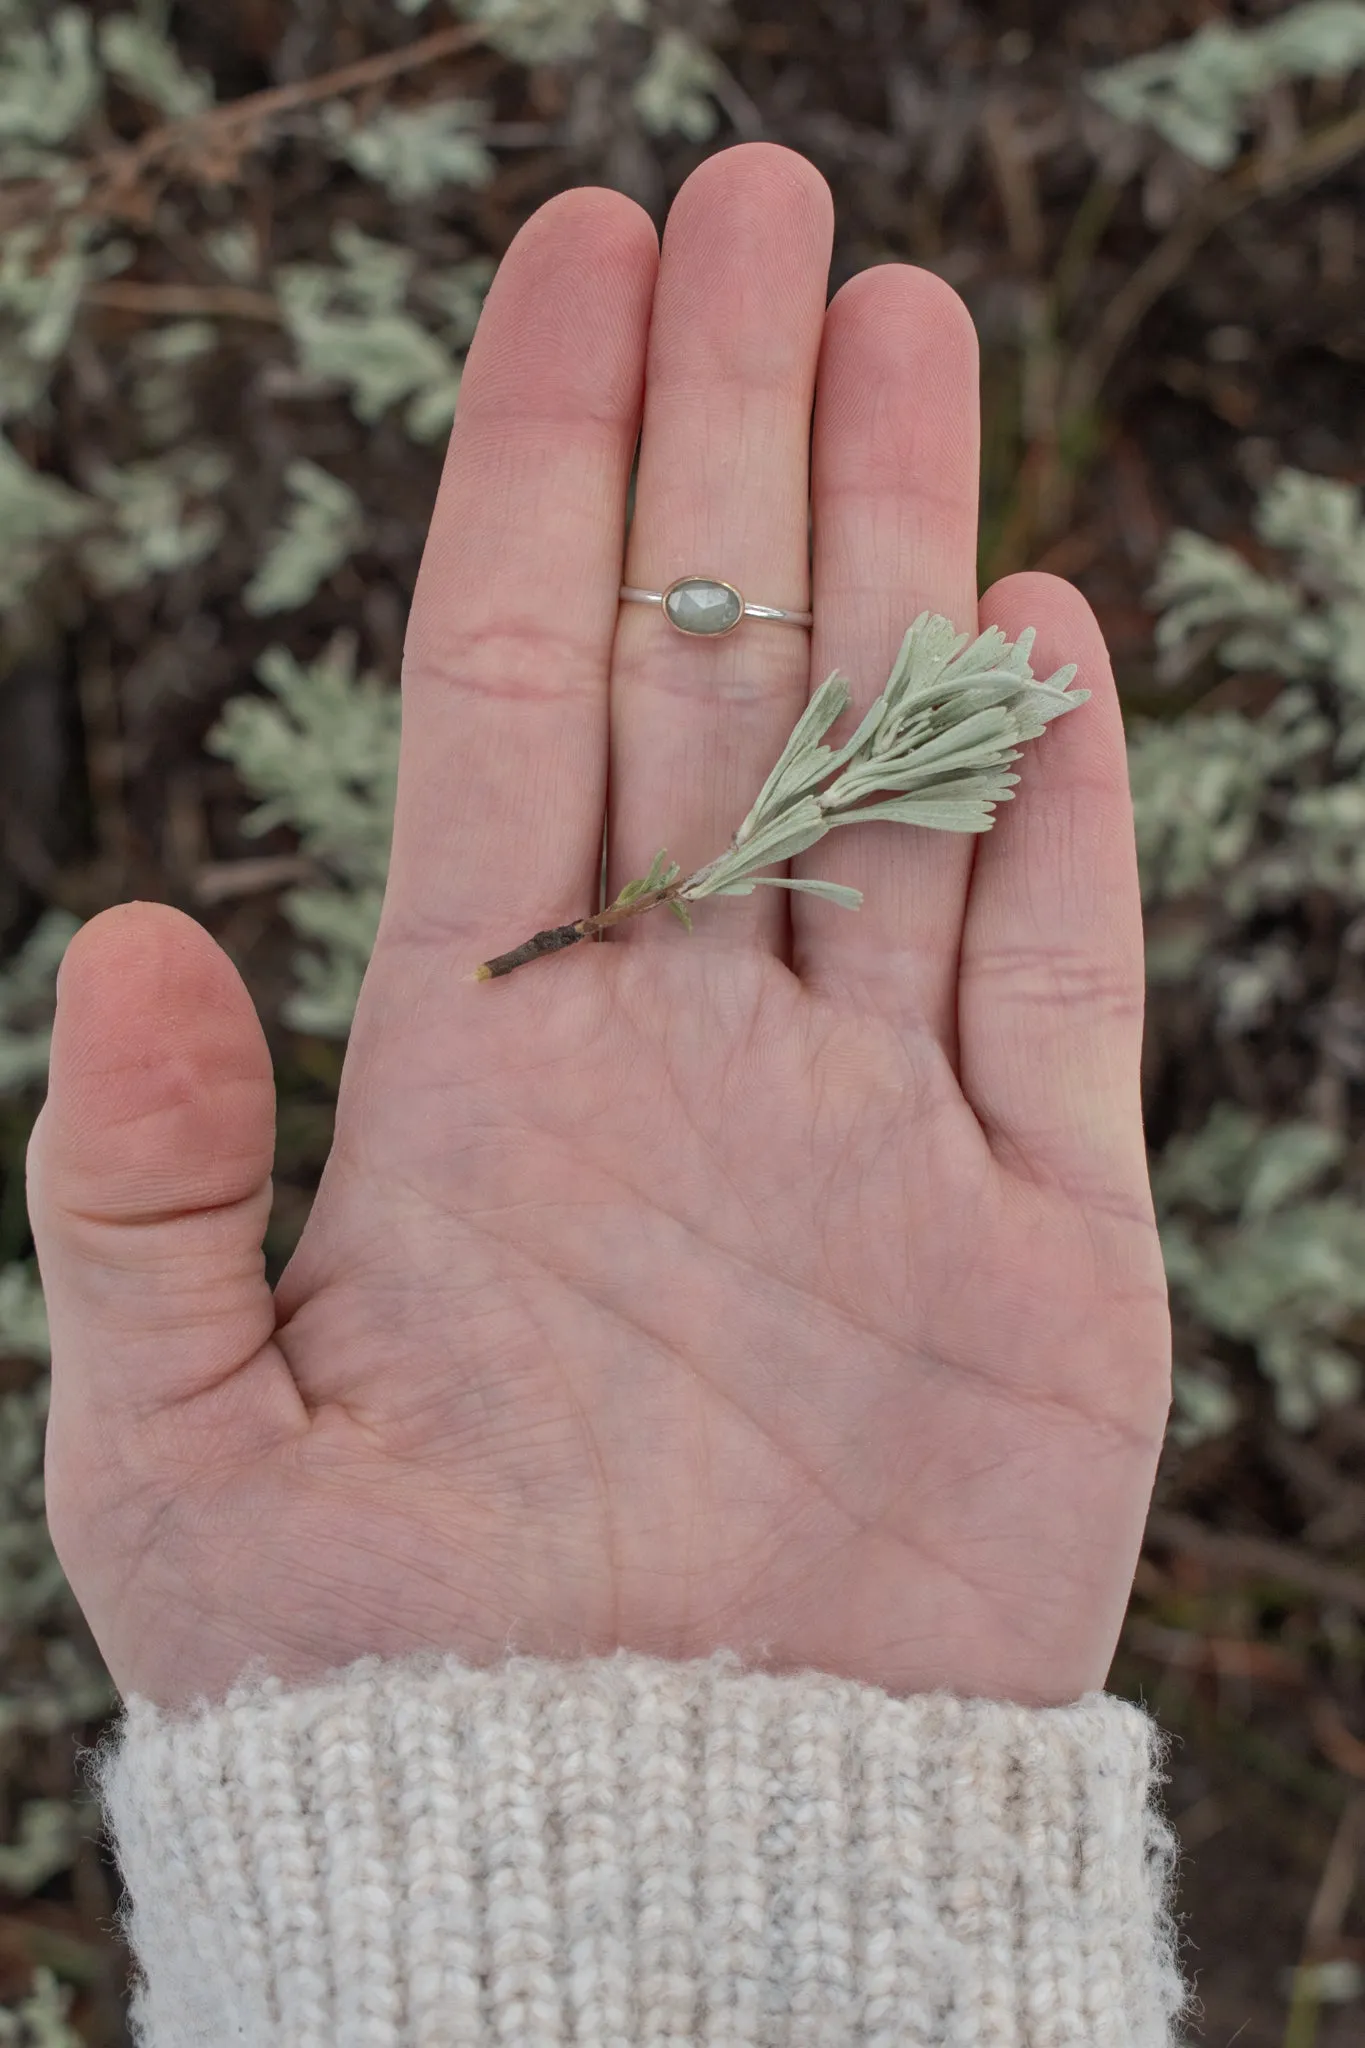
[82,1645,1188,2047]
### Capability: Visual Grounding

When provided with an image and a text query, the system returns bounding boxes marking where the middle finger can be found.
[606,144,834,957]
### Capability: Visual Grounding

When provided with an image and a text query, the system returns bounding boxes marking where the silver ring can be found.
[620,575,812,638]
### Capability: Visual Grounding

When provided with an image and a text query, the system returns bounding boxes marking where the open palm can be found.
[30,146,1169,1717]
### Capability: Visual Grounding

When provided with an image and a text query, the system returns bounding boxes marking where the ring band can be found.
[621,575,812,638]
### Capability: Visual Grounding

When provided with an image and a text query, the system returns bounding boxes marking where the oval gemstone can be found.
[664,578,744,636]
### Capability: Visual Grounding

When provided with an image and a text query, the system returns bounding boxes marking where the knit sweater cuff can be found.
[85,1645,1188,2047]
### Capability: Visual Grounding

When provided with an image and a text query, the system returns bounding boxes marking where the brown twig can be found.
[84,280,282,323]
[1146,1508,1365,1617]
[0,21,486,231]
[472,883,682,981]
[1063,102,1365,423]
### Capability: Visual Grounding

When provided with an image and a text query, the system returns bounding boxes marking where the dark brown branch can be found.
[473,884,681,981]
[85,280,282,323]
[0,21,487,231]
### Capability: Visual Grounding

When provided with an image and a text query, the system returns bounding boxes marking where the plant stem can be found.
[472,883,681,980]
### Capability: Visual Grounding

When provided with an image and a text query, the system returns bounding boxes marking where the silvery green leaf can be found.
[244,461,365,618]
[717,796,829,873]
[99,15,213,118]
[127,318,217,445]
[738,877,864,909]
[831,794,1000,832]
[1240,1119,1346,1221]
[680,611,1087,918]
[278,233,466,440]
[0,219,129,420]
[615,848,675,904]
[668,898,694,930]
[1169,1365,1240,1448]
[468,0,645,65]
[846,766,1024,810]
[206,225,260,283]
[733,673,850,845]
[324,99,496,201]
[633,30,722,143]
[79,449,232,593]
[877,612,968,718]
[208,634,399,886]
[0,433,97,610]
[1088,4,1365,170]
[0,10,99,148]
[823,708,1019,805]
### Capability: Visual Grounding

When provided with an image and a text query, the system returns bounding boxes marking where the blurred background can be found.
[1,1,1365,2040]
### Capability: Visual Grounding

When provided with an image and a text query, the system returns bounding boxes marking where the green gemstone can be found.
[664,578,743,635]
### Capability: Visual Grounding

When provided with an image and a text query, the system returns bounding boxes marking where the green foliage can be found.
[633,29,722,142]
[1089,1,1365,169]
[1154,1106,1365,1428]
[1138,468,1365,917]
[0,437,96,610]
[127,318,218,445]
[1141,465,1365,1433]
[0,221,130,422]
[0,1965,85,2047]
[0,1269,118,1929]
[80,447,232,592]
[276,224,479,441]
[207,635,399,1036]
[1128,695,1327,912]
[464,0,647,66]
[324,97,495,198]
[0,910,76,1091]
[244,459,365,617]
[0,1261,48,1357]
[0,9,99,165]
[98,13,213,118]
[679,613,1086,912]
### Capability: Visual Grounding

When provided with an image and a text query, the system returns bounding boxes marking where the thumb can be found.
[27,903,286,1510]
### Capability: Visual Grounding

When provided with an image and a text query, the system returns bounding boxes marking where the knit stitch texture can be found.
[85,1645,1189,2047]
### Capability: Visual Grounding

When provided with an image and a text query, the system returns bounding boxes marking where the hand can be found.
[29,144,1169,1716]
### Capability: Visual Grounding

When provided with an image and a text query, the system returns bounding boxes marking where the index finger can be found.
[386,189,658,956]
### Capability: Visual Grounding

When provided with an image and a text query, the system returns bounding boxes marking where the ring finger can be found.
[606,143,834,957]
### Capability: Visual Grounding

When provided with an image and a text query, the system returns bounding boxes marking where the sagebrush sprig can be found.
[474,611,1086,978]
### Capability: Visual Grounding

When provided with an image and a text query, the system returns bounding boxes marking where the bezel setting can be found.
[662,576,746,637]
